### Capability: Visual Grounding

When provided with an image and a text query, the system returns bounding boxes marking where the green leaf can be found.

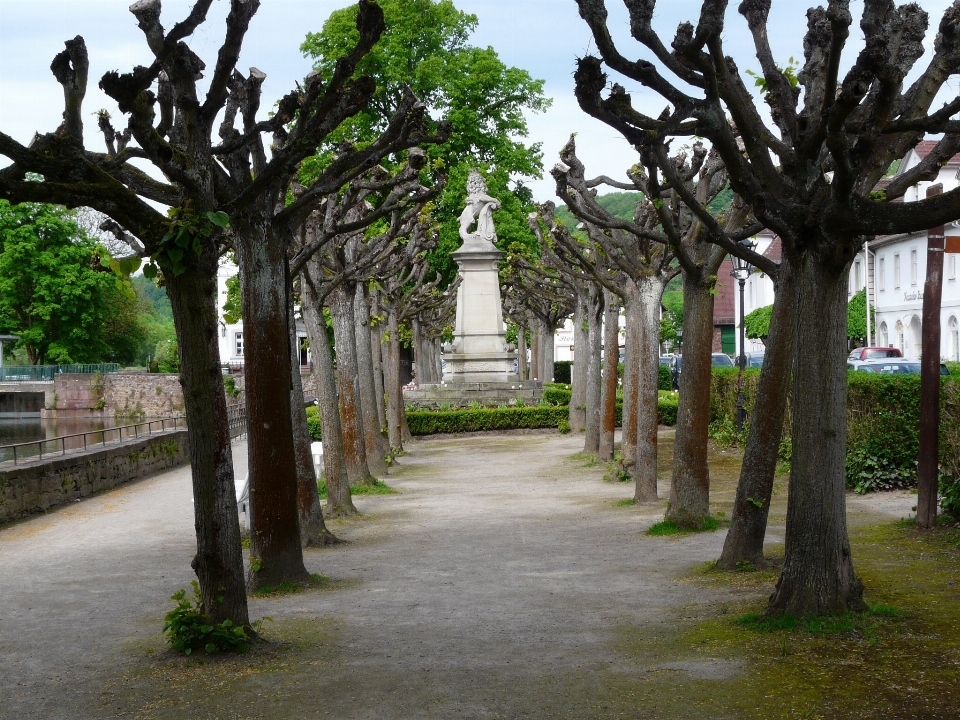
[206,211,230,228]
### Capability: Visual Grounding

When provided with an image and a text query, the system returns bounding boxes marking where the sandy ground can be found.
[0,430,915,719]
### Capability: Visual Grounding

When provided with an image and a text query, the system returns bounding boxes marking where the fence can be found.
[0,416,184,465]
[227,404,246,438]
[0,364,120,382]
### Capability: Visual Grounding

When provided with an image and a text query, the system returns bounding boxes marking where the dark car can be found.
[743,351,765,368]
[849,347,903,360]
[848,359,950,375]
[670,353,735,389]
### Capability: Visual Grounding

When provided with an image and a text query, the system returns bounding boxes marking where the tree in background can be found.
[0,200,145,365]
[301,0,550,283]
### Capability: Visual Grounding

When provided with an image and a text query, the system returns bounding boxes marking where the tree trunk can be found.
[599,290,620,462]
[329,282,375,485]
[384,308,406,452]
[570,294,588,432]
[717,257,796,570]
[354,285,389,478]
[583,283,604,455]
[634,275,665,503]
[768,251,865,617]
[369,289,389,433]
[667,274,715,527]
[287,282,337,548]
[619,281,641,480]
[235,227,309,591]
[517,323,528,381]
[531,326,540,381]
[540,321,555,382]
[301,272,356,517]
[165,262,249,627]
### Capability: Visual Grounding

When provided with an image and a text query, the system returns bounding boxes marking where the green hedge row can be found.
[709,368,960,502]
[554,360,572,384]
[306,405,322,441]
[407,406,570,435]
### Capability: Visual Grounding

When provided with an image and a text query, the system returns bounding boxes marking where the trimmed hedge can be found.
[306,405,322,441]
[658,364,673,391]
[553,360,572,384]
[407,406,569,435]
[709,367,960,501]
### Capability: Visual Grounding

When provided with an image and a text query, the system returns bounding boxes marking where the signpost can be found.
[918,184,945,529]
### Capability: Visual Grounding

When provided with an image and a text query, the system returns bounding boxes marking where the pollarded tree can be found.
[575,0,960,615]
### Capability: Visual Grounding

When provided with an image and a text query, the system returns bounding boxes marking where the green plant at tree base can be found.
[316,478,396,499]
[557,418,570,434]
[223,375,240,398]
[646,516,721,536]
[162,581,251,655]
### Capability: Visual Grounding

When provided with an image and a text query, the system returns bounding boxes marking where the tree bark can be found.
[287,282,337,548]
[634,276,665,502]
[531,326,540,381]
[329,282,375,485]
[165,261,249,627]
[570,294,588,432]
[619,281,641,481]
[667,274,715,527]
[354,285,389,477]
[301,274,356,517]
[384,308,406,451]
[599,290,620,463]
[717,257,796,570]
[768,251,865,617]
[369,290,389,435]
[540,321,555,382]
[235,225,309,591]
[517,323,528,381]
[583,284,604,455]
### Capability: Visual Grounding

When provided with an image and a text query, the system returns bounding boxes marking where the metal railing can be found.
[0,416,184,465]
[0,364,120,383]
[227,404,246,439]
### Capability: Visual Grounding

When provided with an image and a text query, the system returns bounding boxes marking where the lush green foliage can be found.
[553,360,572,384]
[0,200,146,365]
[222,275,242,325]
[162,581,251,655]
[658,364,673,391]
[301,0,549,284]
[847,288,875,341]
[306,405,322,441]
[154,338,180,373]
[406,406,569,434]
[743,304,772,340]
[131,275,176,366]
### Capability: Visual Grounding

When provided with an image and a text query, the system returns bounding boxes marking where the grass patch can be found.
[735,604,905,638]
[646,515,722,536]
[252,573,329,598]
[615,498,638,507]
[317,478,397,499]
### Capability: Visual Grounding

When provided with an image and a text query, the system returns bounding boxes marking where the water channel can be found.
[0,417,170,463]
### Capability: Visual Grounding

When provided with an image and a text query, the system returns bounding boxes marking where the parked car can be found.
[659,355,674,366]
[669,353,735,389]
[848,359,950,375]
[743,351,765,368]
[848,347,903,360]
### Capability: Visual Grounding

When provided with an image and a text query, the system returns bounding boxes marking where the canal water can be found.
[0,417,170,463]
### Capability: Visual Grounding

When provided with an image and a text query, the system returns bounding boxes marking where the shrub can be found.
[163,581,251,655]
[223,375,240,398]
[406,406,569,435]
[553,360,573,384]
[658,363,672,391]
[305,405,322,441]
[543,386,572,406]
[557,418,571,434]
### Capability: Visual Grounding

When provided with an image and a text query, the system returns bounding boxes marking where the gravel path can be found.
[0,431,913,719]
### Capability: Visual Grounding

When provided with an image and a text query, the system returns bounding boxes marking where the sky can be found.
[0,0,955,203]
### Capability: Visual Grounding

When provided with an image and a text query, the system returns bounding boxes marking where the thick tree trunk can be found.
[531,326,541,381]
[517,323,528,381]
[354,285,389,477]
[301,273,355,517]
[634,275,665,502]
[540,321,555,382]
[583,284,604,455]
[165,262,249,626]
[287,284,337,548]
[570,294,588,432]
[368,290,389,434]
[768,252,865,617]
[329,282,375,485]
[599,290,620,463]
[667,274,715,527]
[384,308,406,452]
[619,281,641,481]
[235,227,309,591]
[717,257,796,570]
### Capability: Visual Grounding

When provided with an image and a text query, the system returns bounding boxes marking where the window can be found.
[911,248,918,286]
[894,254,901,288]
[896,321,905,354]
[235,332,244,357]
[878,257,886,291]
[949,253,957,281]
[854,260,862,292]
[951,317,959,362]
[879,321,889,347]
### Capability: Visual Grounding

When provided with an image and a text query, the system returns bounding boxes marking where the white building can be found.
[733,229,779,358]
[216,259,311,370]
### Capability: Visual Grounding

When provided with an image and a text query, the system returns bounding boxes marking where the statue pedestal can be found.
[442,244,518,383]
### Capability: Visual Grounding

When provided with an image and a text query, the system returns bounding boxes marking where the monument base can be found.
[404,379,543,409]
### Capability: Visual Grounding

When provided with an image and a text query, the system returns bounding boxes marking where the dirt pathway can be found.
[0,430,915,719]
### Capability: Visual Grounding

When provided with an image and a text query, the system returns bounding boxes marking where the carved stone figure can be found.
[457,169,501,249]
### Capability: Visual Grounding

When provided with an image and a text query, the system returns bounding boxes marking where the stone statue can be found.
[457,169,500,248]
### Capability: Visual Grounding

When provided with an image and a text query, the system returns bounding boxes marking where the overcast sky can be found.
[0,0,955,203]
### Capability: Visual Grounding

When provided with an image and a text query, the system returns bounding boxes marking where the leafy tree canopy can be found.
[0,200,146,365]
[301,0,550,283]
[744,304,773,341]
[847,288,875,341]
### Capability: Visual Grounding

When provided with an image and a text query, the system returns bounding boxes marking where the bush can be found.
[406,406,569,435]
[553,360,572,384]
[305,405,322,441]
[543,386,572,406]
[163,581,251,655]
[658,363,672,391]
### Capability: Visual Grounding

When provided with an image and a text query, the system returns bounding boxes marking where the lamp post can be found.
[731,239,756,432]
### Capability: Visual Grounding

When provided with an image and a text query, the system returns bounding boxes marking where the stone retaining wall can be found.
[0,430,189,523]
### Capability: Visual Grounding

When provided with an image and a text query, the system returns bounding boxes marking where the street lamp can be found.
[731,239,757,432]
